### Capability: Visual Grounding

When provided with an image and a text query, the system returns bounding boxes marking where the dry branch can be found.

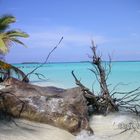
[22,37,63,82]
[72,41,121,115]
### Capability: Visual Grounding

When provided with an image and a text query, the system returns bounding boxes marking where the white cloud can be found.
[27,26,109,48]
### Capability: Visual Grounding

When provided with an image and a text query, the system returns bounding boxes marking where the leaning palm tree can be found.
[0,15,29,82]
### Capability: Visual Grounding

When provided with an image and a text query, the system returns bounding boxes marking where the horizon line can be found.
[11,60,140,65]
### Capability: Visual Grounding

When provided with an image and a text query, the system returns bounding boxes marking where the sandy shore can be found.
[0,113,140,140]
[77,113,140,140]
[0,119,75,140]
[32,81,67,89]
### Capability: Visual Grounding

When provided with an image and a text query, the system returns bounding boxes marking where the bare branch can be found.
[23,37,63,82]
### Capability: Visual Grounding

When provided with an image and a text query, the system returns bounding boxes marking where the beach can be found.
[0,62,140,140]
[0,119,75,140]
[0,113,140,140]
[1,0,140,139]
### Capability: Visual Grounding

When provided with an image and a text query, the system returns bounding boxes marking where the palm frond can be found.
[0,30,29,54]
[6,30,29,38]
[0,60,29,82]
[0,15,16,32]
[10,38,28,47]
[0,34,8,53]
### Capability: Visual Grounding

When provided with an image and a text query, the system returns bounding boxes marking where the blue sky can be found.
[0,0,140,63]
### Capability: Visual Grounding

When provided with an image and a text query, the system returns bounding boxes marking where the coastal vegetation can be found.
[0,15,29,82]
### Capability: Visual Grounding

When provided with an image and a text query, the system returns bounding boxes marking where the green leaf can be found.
[6,30,29,38]
[0,35,8,53]
[11,38,28,47]
[0,14,29,53]
[0,15,16,25]
[0,15,16,32]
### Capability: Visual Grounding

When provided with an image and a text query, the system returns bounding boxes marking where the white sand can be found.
[76,113,140,140]
[32,81,66,89]
[0,119,75,140]
[0,113,140,140]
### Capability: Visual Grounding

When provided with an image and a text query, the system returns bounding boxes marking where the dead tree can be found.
[72,40,140,116]
[90,41,119,112]
[72,41,118,115]
[90,41,110,97]
[72,70,99,113]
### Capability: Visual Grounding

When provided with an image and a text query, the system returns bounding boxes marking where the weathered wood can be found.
[0,78,93,135]
[71,41,119,115]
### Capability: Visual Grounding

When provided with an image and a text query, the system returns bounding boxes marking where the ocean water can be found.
[14,61,140,92]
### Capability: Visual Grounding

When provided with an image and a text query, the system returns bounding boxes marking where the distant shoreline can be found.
[21,62,41,64]
[12,60,140,65]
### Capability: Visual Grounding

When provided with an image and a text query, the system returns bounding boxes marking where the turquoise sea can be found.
[14,61,140,93]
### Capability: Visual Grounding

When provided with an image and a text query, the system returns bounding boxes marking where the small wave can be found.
[76,130,106,140]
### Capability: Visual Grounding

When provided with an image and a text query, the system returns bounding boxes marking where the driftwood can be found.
[72,41,140,116]
[0,78,93,135]
[72,41,118,115]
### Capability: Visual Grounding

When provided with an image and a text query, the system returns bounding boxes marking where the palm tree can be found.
[0,15,29,54]
[0,15,29,82]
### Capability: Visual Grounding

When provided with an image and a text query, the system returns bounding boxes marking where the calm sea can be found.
[14,61,140,93]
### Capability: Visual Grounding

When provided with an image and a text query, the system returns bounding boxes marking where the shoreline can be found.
[31,81,67,89]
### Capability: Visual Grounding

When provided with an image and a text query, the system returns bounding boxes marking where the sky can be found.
[0,0,140,63]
